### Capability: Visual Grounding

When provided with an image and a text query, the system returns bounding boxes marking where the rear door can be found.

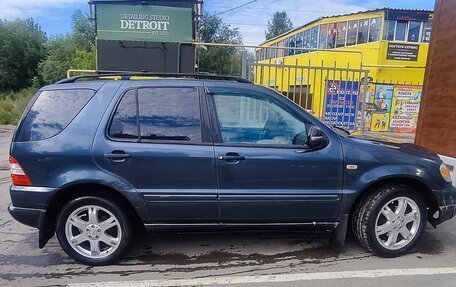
[206,85,344,223]
[93,84,218,223]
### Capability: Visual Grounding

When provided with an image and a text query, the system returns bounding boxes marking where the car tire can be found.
[352,184,427,257]
[56,196,132,265]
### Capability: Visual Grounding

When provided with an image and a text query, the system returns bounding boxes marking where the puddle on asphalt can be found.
[0,226,446,281]
[122,231,342,267]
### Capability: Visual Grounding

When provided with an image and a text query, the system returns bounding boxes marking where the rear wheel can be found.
[56,196,131,265]
[352,184,427,257]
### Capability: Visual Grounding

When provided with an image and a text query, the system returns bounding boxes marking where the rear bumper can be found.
[429,186,456,227]
[8,203,45,229]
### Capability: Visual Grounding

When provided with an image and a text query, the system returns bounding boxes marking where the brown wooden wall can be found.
[415,0,456,157]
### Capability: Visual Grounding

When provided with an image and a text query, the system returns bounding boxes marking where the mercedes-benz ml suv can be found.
[8,73,456,265]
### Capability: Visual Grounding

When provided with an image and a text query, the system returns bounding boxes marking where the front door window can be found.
[213,93,308,146]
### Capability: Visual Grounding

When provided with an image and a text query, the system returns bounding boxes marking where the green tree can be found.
[72,9,96,50]
[39,10,96,83]
[0,18,46,91]
[265,11,293,40]
[197,13,243,76]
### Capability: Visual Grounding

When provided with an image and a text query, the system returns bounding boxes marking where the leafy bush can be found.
[0,88,36,124]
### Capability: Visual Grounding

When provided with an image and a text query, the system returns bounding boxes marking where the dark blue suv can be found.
[8,73,456,265]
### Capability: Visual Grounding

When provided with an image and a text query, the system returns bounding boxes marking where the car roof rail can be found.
[55,72,253,84]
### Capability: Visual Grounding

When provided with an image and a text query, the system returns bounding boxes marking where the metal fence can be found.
[254,59,370,131]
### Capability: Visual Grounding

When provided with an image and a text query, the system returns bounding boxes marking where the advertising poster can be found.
[389,85,422,133]
[359,83,375,130]
[324,80,359,130]
[369,84,394,132]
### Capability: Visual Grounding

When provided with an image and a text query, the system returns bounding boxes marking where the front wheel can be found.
[352,185,427,257]
[56,196,131,265]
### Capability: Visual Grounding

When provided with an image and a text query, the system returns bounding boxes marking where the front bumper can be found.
[8,203,45,229]
[429,186,456,227]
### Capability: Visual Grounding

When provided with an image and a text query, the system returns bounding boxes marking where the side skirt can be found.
[143,222,338,233]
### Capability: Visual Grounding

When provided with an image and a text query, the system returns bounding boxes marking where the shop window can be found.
[384,19,395,41]
[288,35,296,56]
[295,33,303,54]
[327,23,337,49]
[319,24,328,49]
[346,20,358,46]
[303,29,311,53]
[336,22,347,47]
[278,41,284,57]
[310,26,319,49]
[368,17,382,42]
[408,21,421,42]
[358,19,369,44]
[422,19,432,43]
[395,20,407,41]
[283,38,289,56]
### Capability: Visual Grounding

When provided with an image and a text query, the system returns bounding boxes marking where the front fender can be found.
[339,164,436,215]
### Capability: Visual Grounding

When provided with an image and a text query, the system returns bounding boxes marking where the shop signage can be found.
[386,10,430,22]
[96,4,193,42]
[386,43,419,61]
[324,81,359,130]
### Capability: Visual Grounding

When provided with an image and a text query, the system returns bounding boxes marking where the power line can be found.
[207,5,353,14]
[214,0,259,16]
[226,22,268,26]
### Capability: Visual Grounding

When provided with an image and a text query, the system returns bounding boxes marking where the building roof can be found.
[259,7,433,46]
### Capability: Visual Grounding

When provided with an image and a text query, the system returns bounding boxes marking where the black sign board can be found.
[386,9,431,22]
[386,43,419,61]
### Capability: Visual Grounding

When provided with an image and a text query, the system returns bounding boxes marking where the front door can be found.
[207,86,344,223]
[93,86,218,223]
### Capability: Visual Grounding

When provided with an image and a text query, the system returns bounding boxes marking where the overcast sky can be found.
[0,0,434,45]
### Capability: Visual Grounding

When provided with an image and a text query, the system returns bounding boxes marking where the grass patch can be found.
[0,88,36,125]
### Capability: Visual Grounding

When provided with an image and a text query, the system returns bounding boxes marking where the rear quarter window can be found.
[16,89,95,142]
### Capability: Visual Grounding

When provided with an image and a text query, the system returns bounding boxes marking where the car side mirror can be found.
[308,126,328,150]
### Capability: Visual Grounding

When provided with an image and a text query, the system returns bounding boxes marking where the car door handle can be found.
[218,153,246,162]
[104,151,131,162]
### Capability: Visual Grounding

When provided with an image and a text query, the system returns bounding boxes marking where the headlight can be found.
[440,163,452,183]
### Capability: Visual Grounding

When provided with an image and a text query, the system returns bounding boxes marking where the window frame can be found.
[336,21,348,48]
[407,20,422,42]
[206,87,314,149]
[346,20,358,46]
[319,24,328,49]
[106,86,210,145]
[394,20,408,42]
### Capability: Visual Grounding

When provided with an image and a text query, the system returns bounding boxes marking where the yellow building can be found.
[255,8,432,132]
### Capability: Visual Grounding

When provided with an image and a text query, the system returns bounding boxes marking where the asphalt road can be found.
[1,128,456,287]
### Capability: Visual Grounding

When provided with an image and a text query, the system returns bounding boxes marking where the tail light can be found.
[9,156,31,186]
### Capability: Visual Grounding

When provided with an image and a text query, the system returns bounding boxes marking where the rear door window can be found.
[109,90,138,139]
[109,87,202,142]
[16,89,95,142]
